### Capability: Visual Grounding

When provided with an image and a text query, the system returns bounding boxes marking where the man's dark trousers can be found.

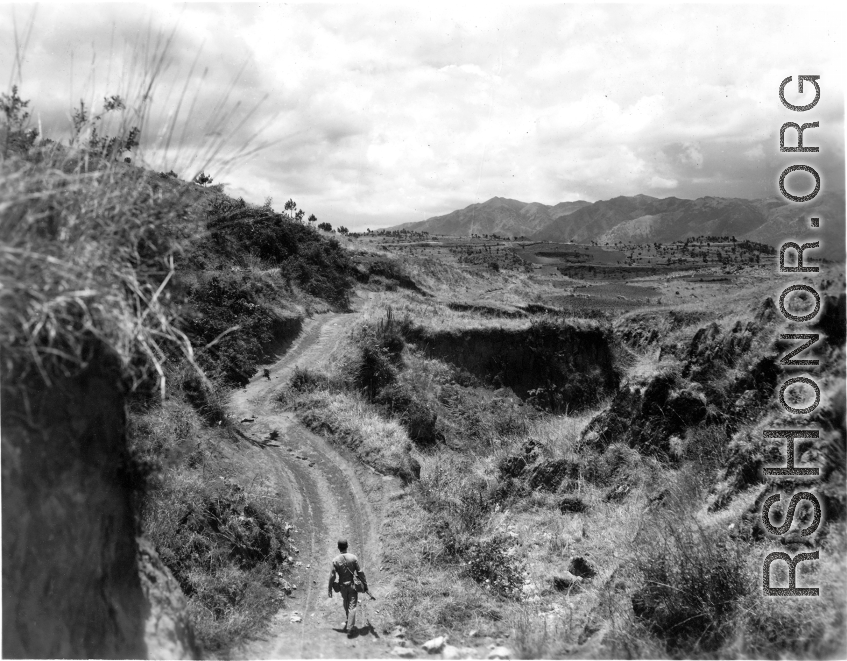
[340,584,359,629]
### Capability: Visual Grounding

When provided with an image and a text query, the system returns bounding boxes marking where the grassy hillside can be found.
[0,136,363,655]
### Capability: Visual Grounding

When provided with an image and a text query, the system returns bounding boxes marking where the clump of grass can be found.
[417,453,498,534]
[733,525,847,658]
[344,308,406,399]
[293,388,414,477]
[414,452,528,598]
[1,24,292,394]
[288,366,333,393]
[355,335,400,399]
[389,566,505,643]
[510,604,574,660]
[0,152,206,403]
[630,508,749,654]
[176,365,231,426]
[127,395,201,479]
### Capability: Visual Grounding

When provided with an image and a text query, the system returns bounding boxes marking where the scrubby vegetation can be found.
[277,254,846,658]
[128,375,299,653]
[127,190,356,651]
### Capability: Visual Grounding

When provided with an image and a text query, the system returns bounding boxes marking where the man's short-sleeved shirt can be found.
[331,553,360,585]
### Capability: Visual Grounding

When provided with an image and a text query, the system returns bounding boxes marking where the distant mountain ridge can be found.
[389,193,845,258]
[390,196,592,238]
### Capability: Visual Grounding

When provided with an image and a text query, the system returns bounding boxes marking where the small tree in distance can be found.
[317,222,332,232]
[284,199,297,220]
[69,95,141,159]
[1,85,39,155]
[194,171,214,187]
[337,226,349,235]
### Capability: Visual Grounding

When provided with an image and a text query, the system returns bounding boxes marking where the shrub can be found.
[350,313,406,400]
[374,382,441,446]
[178,368,230,426]
[355,337,398,399]
[583,442,641,487]
[289,366,332,393]
[194,171,213,187]
[402,400,440,446]
[202,199,352,307]
[1,85,39,155]
[144,473,293,653]
[461,534,525,598]
[709,428,783,512]
[181,272,281,387]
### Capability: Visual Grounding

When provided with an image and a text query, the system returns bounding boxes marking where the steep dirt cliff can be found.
[2,349,197,659]
[405,321,619,412]
[2,353,147,658]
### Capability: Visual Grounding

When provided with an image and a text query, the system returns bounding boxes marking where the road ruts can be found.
[230,313,391,659]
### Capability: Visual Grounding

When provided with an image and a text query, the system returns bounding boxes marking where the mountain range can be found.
[389,193,845,258]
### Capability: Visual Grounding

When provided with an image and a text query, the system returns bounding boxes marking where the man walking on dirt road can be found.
[328,538,367,636]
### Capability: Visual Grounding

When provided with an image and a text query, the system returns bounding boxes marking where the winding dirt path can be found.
[230,313,393,659]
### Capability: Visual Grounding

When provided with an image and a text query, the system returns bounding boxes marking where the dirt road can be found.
[230,313,393,659]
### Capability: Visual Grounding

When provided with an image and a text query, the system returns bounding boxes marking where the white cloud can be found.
[650,176,679,190]
[744,144,766,161]
[680,143,704,169]
[2,3,844,230]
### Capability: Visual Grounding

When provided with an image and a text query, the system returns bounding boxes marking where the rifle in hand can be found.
[357,567,375,600]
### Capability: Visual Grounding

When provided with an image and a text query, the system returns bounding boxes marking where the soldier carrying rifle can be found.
[327,538,371,637]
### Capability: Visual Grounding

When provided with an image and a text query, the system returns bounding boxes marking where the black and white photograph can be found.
[2,3,845,659]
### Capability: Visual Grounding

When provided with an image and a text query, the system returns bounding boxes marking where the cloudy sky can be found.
[3,3,845,230]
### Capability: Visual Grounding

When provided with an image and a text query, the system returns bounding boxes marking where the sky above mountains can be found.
[3,4,844,231]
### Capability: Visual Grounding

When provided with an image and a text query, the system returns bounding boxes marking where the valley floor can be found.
[248,248,846,660]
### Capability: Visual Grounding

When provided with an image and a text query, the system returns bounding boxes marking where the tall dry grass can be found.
[2,10,277,397]
[0,155,200,398]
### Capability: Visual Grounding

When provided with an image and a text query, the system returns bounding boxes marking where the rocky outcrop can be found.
[814,293,846,348]
[584,373,708,458]
[586,300,784,460]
